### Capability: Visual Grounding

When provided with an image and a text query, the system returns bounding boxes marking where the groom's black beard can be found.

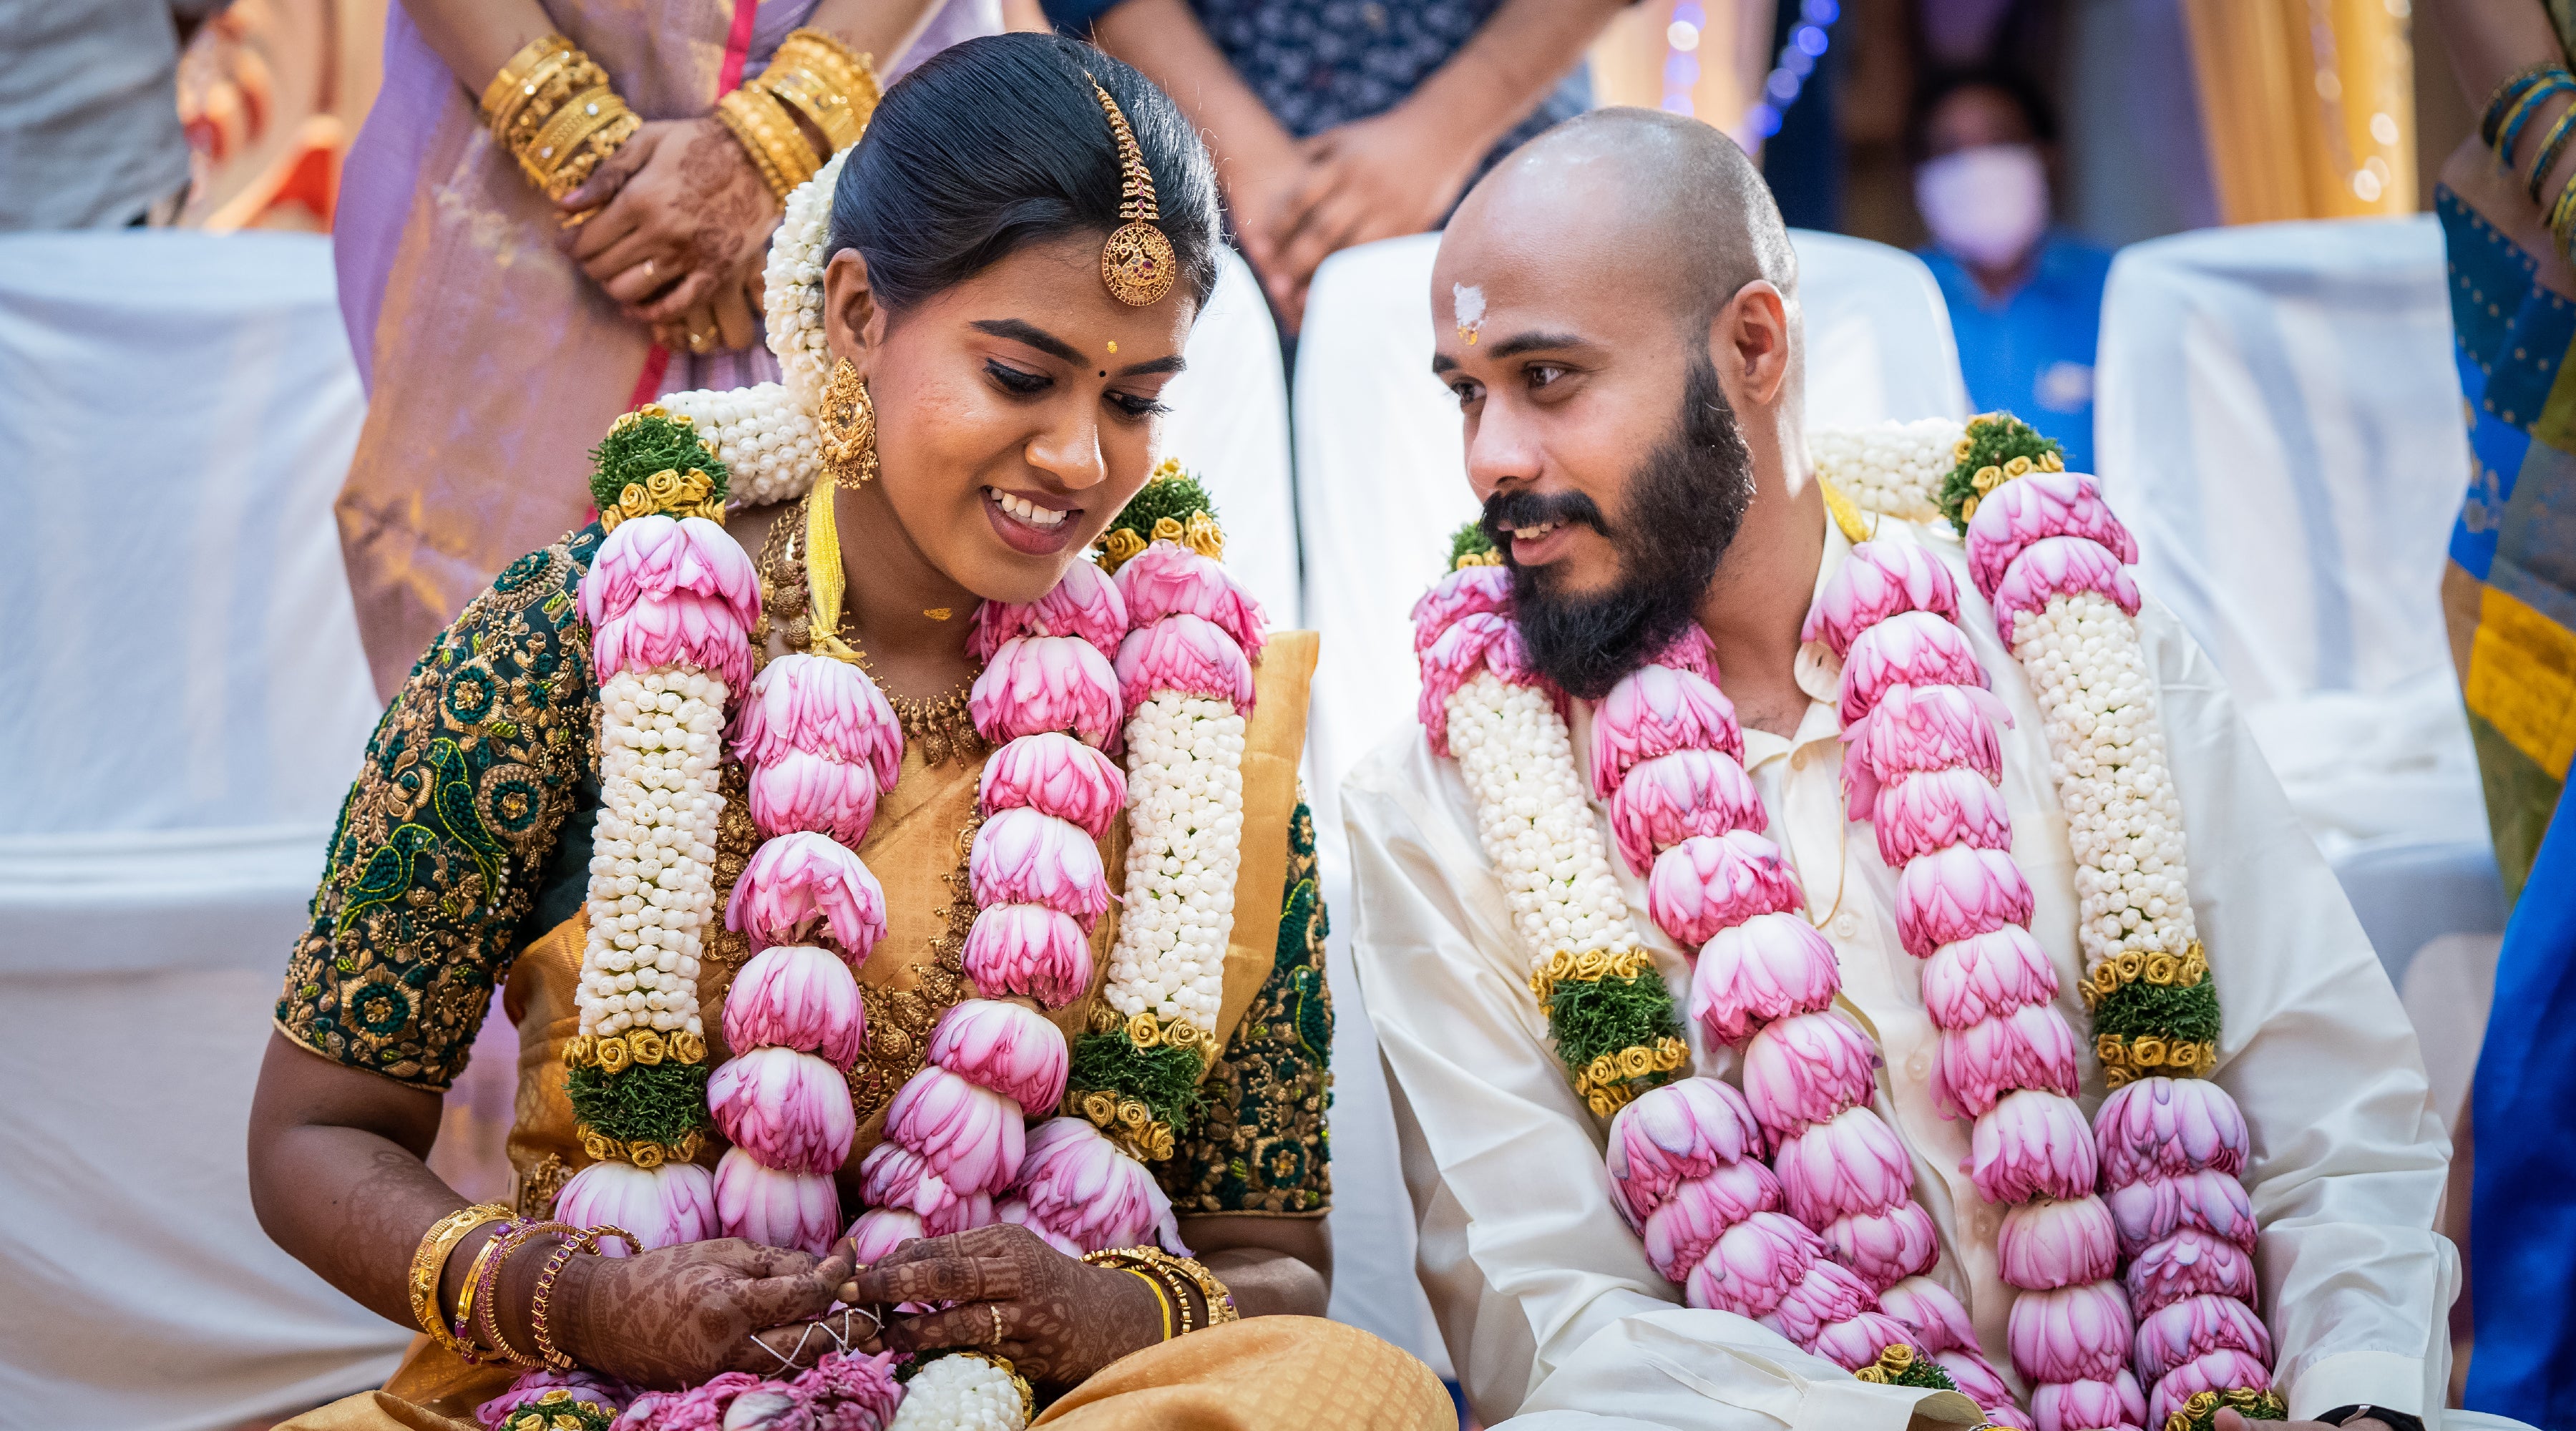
[1483,352,1755,700]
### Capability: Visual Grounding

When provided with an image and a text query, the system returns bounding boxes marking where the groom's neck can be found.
[1694,429,1825,738]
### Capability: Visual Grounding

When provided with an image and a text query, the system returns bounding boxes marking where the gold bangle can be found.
[716,86,819,200]
[474,1219,577,1367]
[761,65,863,155]
[481,33,575,122]
[525,85,621,177]
[449,1219,521,1361]
[1118,1246,1239,1326]
[408,1203,513,1356]
[761,29,883,153]
[1118,1266,1174,1341]
[489,47,592,147]
[2550,172,2576,255]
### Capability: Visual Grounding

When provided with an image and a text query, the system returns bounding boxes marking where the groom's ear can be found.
[1712,280,1792,414]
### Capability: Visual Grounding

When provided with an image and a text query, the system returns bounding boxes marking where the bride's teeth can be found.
[989,488,1069,528]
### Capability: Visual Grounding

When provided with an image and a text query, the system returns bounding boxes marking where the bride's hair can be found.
[827,33,1221,318]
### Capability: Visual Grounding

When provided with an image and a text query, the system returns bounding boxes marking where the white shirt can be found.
[1342,508,2472,1429]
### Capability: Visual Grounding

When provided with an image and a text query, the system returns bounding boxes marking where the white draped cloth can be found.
[1342,504,2492,1429]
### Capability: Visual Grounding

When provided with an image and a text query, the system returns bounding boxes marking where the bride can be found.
[251,34,1442,1431]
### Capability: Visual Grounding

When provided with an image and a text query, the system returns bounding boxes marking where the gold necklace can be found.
[756,487,985,766]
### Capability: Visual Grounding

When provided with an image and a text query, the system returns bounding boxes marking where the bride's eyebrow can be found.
[970,318,1083,363]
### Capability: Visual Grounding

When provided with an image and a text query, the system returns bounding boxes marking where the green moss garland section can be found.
[1105,468,1216,546]
[1885,1354,1955,1392]
[2173,1394,2286,1430]
[1547,970,1684,1088]
[564,1057,710,1146]
[1937,411,2059,533]
[1066,1030,1203,1133]
[2092,975,2223,1047]
[587,411,729,512]
[1448,519,1498,570]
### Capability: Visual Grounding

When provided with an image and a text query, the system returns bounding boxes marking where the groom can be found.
[1341,109,2467,1431]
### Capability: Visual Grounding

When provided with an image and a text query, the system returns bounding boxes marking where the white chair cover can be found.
[2092,216,2502,981]
[1160,248,1299,625]
[1290,228,1969,1364]
[0,232,401,1426]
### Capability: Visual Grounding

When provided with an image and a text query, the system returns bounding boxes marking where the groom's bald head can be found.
[1430,109,1804,697]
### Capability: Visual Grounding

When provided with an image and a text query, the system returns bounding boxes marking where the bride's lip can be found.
[982,486,1083,557]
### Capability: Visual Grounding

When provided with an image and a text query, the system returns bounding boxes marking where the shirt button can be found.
[1791,749,1809,770]
[1907,1053,1931,1080]
[1833,912,1860,939]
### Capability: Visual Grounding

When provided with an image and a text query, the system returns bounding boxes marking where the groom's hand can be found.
[555,1236,853,1390]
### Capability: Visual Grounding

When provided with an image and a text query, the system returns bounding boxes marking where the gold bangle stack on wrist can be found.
[718,29,884,201]
[479,34,640,202]
[409,1203,514,1356]
[1080,1246,1239,1338]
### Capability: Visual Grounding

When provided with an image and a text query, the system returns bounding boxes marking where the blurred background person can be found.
[0,0,235,230]
[1908,64,2110,472]
[331,0,996,698]
[1053,0,1628,330]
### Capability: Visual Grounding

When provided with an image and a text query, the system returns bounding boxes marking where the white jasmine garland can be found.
[2009,590,2194,966]
[1809,417,1961,523]
[578,668,724,1039]
[656,383,821,509]
[1444,669,1639,972]
[1104,692,1247,1031]
[763,147,853,419]
[885,1354,1028,1431]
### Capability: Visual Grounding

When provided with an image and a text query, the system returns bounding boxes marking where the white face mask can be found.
[1916,142,2049,270]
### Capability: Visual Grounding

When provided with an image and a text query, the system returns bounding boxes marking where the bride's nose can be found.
[1020,412,1109,493]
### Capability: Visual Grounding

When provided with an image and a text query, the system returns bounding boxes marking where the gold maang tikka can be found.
[1088,78,1175,307]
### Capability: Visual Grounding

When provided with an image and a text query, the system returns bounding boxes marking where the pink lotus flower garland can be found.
[558,502,760,1250]
[1411,559,1986,1399]
[1820,413,2278,1423]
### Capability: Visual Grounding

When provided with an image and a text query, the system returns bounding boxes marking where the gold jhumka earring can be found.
[1086,78,1175,307]
[816,356,879,488]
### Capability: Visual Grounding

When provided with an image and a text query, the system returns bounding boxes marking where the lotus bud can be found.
[746,748,882,845]
[1991,535,2144,645]
[1804,540,1962,658]
[2007,1280,2134,1385]
[2094,1076,2250,1188]
[1008,1116,1189,1255]
[1820,1201,1940,1293]
[970,635,1124,748]
[580,513,760,630]
[1611,747,1767,875]
[1808,1311,1928,1373]
[1934,1349,2024,1421]
[1409,564,1513,653]
[1839,611,1989,725]
[1742,1010,1880,1138]
[1590,665,1743,798]
[1640,1159,1785,1281]
[1684,1210,1820,1318]
[1999,1196,2120,1291]
[708,1047,857,1174]
[977,731,1127,839]
[1921,926,2059,1031]
[1774,1105,1912,1224]
[590,590,751,692]
[1689,910,1841,1045]
[2145,1349,2273,1431]
[1934,1003,2080,1118]
[793,1349,904,1429]
[1873,768,2014,870]
[1651,622,1719,682]
[713,1147,841,1256]
[927,998,1068,1111]
[2124,1229,2258,1317]
[731,653,901,786]
[729,832,889,959]
[967,806,1110,930]
[1115,612,1256,713]
[883,1065,1027,1196]
[723,944,865,1070]
[2133,1294,2271,1386]
[1114,541,1267,657]
[922,1191,997,1238]
[1965,468,2137,601]
[1648,831,1805,949]
[1968,1090,2099,1203]
[2030,1372,2147,1431]
[962,902,1095,1010]
[1605,1077,1765,1228]
[996,1197,1088,1257]
[1841,683,2009,813]
[1896,844,2034,959]
[1418,612,1518,756]
[719,1387,804,1431]
[857,1142,962,1223]
[1878,1275,1981,1357]
[969,557,1128,660]
[552,1159,716,1254]
[2107,1169,2259,1258]
[1756,1259,1873,1348]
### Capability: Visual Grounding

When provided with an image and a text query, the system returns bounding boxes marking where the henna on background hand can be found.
[554,1237,850,1390]
[819,1224,1169,1388]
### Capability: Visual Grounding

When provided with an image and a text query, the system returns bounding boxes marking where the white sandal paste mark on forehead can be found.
[1453,283,1487,342]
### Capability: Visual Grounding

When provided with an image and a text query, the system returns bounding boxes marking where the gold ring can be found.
[687,329,711,355]
[643,258,655,279]
[988,1304,1005,1345]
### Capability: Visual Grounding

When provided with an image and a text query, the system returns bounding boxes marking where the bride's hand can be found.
[838,1224,1173,1387]
[552,1237,852,1390]
[559,117,783,326]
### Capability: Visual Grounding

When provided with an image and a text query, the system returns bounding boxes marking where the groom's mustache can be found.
[1479,487,1612,555]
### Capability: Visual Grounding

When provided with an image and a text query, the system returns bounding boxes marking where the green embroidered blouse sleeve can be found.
[1159,801,1334,1217]
[274,528,604,1091]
